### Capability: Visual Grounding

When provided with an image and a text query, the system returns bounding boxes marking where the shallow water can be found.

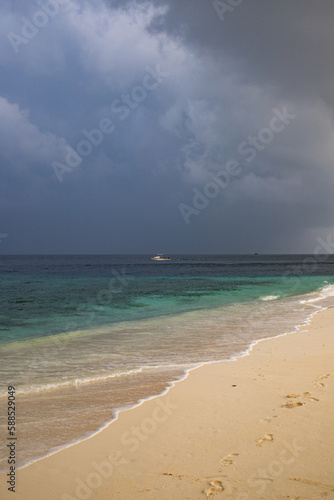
[1,254,334,470]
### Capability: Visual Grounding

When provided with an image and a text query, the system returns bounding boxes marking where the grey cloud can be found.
[1,0,334,253]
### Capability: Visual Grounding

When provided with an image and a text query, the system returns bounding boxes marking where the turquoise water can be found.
[0,254,334,470]
[1,254,333,344]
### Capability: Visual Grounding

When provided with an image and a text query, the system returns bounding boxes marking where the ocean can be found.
[1,254,334,471]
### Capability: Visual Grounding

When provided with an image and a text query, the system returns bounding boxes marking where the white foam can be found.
[261,295,280,301]
[299,284,334,304]
[0,367,147,398]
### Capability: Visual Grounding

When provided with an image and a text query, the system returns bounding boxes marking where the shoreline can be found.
[1,304,334,498]
[2,301,324,474]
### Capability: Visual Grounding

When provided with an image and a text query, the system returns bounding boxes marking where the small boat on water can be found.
[151,254,171,261]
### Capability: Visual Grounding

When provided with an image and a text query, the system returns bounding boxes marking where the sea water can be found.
[0,254,334,470]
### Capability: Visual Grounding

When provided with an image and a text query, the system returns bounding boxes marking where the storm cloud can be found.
[1,0,334,253]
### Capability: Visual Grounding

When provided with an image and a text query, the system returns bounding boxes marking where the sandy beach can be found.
[1,306,334,500]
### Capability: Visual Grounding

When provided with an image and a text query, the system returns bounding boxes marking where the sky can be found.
[1,0,334,254]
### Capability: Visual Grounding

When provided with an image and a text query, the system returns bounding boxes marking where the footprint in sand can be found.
[204,480,224,498]
[286,392,312,398]
[283,401,305,409]
[283,392,319,408]
[314,374,330,389]
[260,417,272,423]
[220,453,239,466]
[257,433,273,446]
[305,394,319,402]
[162,472,184,479]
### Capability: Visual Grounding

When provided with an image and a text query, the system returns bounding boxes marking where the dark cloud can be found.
[148,0,334,99]
[0,0,334,254]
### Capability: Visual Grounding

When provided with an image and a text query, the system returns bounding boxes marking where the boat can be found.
[151,254,171,261]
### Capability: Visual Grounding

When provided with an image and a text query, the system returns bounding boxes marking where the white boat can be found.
[151,254,171,261]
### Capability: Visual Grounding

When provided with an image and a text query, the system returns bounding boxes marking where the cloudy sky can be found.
[1,0,334,254]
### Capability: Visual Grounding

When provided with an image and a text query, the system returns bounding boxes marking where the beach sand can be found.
[1,306,334,499]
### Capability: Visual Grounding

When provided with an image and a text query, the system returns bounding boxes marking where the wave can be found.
[0,362,193,398]
[299,284,334,305]
[260,295,280,301]
[0,367,147,397]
